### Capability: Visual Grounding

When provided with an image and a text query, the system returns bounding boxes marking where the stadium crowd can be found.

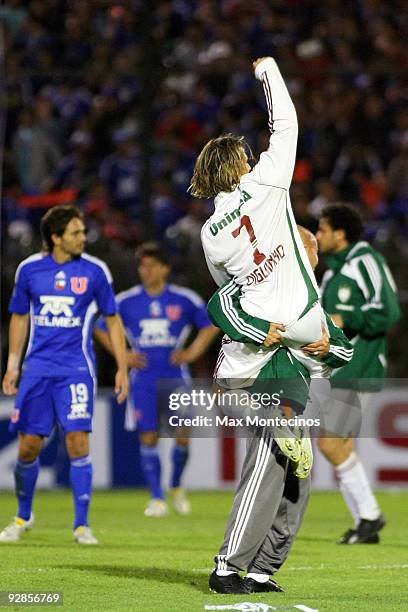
[1,0,407,375]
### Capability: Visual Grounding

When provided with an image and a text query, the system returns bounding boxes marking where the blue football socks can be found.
[140,445,164,500]
[15,458,40,521]
[70,455,93,529]
[171,444,189,489]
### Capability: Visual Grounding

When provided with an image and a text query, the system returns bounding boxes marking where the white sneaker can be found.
[74,526,99,545]
[0,514,34,542]
[144,498,168,517]
[170,488,191,516]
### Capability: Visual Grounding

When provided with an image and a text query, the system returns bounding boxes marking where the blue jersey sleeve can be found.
[186,294,212,329]
[95,315,108,332]
[9,264,30,314]
[94,265,117,316]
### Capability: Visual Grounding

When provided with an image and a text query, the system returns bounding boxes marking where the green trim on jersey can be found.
[286,209,319,318]
[208,279,269,344]
[324,316,354,369]
[208,280,353,369]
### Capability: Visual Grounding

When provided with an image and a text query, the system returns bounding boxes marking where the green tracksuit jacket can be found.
[207,279,354,370]
[320,241,401,388]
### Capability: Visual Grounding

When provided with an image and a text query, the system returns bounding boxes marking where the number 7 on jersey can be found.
[231,215,266,265]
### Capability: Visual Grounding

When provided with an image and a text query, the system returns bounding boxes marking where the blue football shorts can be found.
[9,373,95,436]
[125,374,191,433]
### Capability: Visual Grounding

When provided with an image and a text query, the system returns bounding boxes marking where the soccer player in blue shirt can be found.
[1,205,128,544]
[95,242,218,517]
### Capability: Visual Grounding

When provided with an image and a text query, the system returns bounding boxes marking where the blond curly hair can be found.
[189,134,248,198]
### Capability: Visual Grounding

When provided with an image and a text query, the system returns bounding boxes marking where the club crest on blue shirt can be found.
[71,277,88,294]
[150,300,162,317]
[165,304,182,321]
[54,271,67,290]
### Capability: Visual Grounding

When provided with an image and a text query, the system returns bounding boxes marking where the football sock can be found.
[170,444,189,488]
[140,444,164,500]
[338,479,360,525]
[335,451,381,522]
[70,455,92,529]
[15,458,39,521]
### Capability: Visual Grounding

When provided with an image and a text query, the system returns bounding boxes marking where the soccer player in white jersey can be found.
[193,56,328,383]
[192,56,331,479]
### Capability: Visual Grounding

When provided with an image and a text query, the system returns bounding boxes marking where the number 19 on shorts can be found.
[67,383,91,420]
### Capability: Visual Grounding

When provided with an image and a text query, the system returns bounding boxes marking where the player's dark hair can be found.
[321,204,364,243]
[135,242,170,266]
[189,133,251,198]
[40,205,84,252]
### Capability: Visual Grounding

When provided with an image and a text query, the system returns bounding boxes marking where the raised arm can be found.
[250,57,298,189]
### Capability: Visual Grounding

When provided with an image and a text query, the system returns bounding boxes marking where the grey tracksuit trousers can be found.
[216,427,310,575]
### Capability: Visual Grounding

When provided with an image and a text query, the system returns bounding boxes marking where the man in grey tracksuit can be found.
[207,229,353,594]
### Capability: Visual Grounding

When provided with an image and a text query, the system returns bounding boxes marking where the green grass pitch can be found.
[0,490,407,611]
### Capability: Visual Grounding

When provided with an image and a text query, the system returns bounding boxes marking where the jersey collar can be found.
[325,241,370,272]
[214,190,234,208]
[142,284,168,298]
[47,253,82,266]
[325,243,354,273]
